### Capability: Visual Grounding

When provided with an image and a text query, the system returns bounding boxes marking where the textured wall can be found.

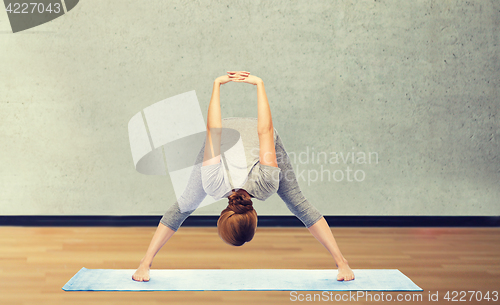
[0,0,498,216]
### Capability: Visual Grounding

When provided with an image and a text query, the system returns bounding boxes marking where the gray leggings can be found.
[160,133,323,231]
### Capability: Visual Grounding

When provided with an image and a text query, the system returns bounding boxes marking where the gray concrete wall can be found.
[0,0,498,216]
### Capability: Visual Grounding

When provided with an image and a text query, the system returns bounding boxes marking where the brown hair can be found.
[217,189,257,246]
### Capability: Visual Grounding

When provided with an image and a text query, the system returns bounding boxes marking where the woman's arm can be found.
[231,73,278,168]
[202,80,223,166]
[256,80,273,135]
[202,75,239,166]
[256,80,278,167]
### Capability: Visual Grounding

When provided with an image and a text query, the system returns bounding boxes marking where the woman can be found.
[132,71,355,282]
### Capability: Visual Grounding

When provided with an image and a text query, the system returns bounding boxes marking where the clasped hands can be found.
[215,71,262,86]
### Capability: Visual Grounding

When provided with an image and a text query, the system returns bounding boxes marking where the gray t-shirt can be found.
[201,117,281,201]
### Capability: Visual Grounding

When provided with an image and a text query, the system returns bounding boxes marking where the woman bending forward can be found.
[132,71,355,282]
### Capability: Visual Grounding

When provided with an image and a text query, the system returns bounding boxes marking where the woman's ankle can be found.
[336,258,349,268]
[139,257,153,268]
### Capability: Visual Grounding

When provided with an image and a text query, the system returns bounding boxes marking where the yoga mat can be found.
[62,268,423,291]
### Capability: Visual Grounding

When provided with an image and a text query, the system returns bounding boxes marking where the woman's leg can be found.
[132,142,207,282]
[274,134,355,281]
[274,134,323,227]
[132,223,176,281]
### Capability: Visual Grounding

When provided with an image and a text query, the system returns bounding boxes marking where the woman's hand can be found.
[228,71,262,85]
[227,71,250,79]
[216,71,248,84]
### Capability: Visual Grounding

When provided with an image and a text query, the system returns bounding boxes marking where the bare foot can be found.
[132,260,151,282]
[336,260,355,281]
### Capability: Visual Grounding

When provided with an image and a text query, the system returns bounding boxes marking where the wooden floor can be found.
[0,226,499,305]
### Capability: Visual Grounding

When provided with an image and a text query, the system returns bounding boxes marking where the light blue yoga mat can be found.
[62,268,422,291]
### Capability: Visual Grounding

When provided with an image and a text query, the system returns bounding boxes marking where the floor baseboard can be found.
[0,215,498,227]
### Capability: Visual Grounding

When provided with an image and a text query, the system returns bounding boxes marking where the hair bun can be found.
[228,189,253,214]
[229,201,253,214]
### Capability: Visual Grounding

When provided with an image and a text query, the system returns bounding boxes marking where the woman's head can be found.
[217,189,257,246]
